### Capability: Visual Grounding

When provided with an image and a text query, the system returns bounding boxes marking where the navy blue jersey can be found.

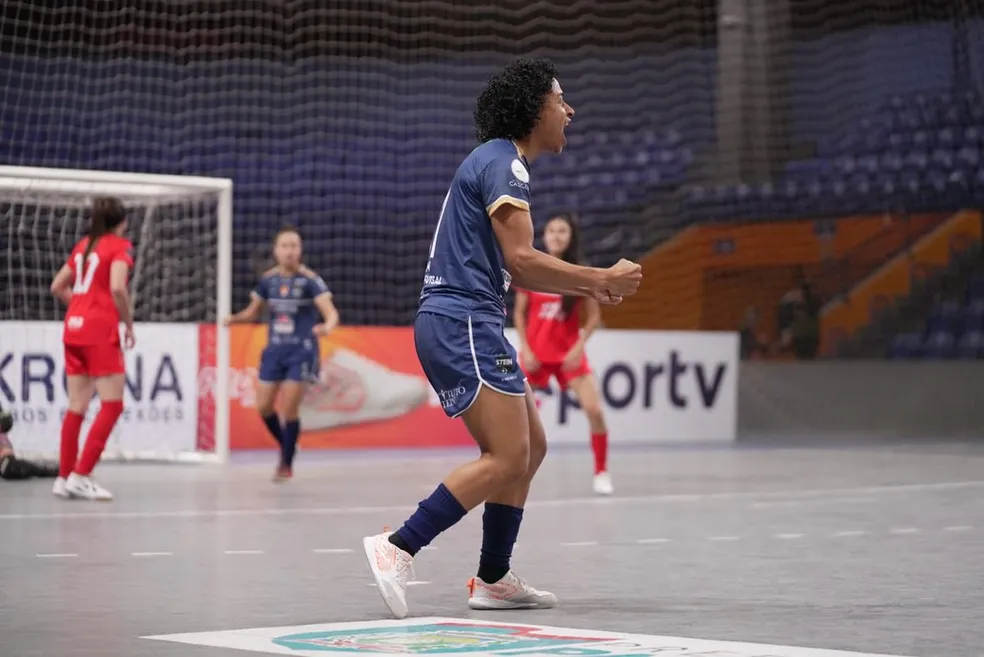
[252,268,331,346]
[418,138,532,324]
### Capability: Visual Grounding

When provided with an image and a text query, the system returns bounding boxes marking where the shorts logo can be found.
[494,356,514,374]
[437,385,467,409]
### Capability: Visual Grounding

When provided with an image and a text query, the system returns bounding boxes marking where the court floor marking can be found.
[3,479,982,521]
[24,524,977,560]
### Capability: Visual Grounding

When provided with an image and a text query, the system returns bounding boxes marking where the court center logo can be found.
[272,621,605,654]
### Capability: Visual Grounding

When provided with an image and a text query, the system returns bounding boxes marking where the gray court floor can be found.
[1,440,982,657]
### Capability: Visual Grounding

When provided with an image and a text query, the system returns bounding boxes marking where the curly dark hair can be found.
[474,57,559,143]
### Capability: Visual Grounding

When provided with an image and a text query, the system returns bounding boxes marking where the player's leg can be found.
[256,347,287,459]
[523,363,553,411]
[276,347,317,479]
[363,314,532,619]
[56,345,95,498]
[467,381,557,610]
[275,381,304,478]
[564,368,613,495]
[65,344,125,501]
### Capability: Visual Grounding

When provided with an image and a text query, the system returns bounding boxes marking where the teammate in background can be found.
[513,214,613,496]
[363,57,642,619]
[224,226,340,481]
[49,197,135,501]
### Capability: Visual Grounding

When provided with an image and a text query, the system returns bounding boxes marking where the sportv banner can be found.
[503,328,738,444]
[199,324,738,450]
[0,321,200,456]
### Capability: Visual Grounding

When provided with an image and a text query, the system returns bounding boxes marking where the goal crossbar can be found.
[0,165,234,464]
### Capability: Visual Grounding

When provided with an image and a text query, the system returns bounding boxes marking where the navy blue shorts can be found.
[414,311,527,418]
[258,342,320,383]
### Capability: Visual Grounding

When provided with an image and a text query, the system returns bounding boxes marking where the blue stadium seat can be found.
[956,331,984,359]
[889,332,924,359]
[923,331,956,359]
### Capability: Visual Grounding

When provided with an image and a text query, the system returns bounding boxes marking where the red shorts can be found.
[64,343,125,377]
[522,358,592,391]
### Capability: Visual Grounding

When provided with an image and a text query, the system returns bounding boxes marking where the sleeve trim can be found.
[486,195,530,217]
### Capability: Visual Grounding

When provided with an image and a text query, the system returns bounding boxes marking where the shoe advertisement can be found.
[197,324,466,450]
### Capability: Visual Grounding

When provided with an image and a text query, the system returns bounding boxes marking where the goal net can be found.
[0,166,232,463]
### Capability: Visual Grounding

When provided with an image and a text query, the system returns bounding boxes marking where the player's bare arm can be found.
[565,296,601,370]
[224,293,266,325]
[49,264,74,305]
[512,289,539,370]
[313,292,340,336]
[490,204,642,302]
[110,259,136,348]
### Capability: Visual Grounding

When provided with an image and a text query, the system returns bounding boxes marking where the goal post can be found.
[0,165,232,464]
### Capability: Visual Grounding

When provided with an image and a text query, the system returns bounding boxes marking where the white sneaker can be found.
[593,471,614,495]
[300,349,429,431]
[362,532,415,619]
[64,473,113,501]
[467,570,558,610]
[52,477,69,499]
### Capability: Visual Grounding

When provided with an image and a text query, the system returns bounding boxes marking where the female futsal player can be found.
[363,57,642,619]
[49,196,135,501]
[514,214,613,496]
[224,226,339,481]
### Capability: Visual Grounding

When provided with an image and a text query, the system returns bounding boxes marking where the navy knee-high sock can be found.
[261,413,284,447]
[283,420,300,467]
[477,503,524,583]
[388,483,467,556]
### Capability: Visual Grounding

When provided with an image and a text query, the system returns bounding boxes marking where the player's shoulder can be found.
[467,139,522,169]
[297,265,319,280]
[259,266,279,280]
[98,234,132,252]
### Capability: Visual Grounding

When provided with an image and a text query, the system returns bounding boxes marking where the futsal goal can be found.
[0,165,233,464]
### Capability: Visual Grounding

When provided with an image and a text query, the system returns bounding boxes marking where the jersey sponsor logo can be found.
[501,269,512,293]
[537,299,565,321]
[510,158,530,184]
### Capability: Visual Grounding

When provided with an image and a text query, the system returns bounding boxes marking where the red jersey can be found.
[519,289,582,363]
[62,234,133,346]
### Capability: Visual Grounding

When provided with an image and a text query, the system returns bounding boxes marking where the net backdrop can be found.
[1,0,982,358]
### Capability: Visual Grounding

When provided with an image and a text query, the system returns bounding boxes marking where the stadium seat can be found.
[923,330,956,359]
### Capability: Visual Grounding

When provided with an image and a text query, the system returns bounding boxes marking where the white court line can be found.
[775,533,805,540]
[365,581,430,587]
[750,496,877,509]
[3,479,982,521]
[889,528,921,535]
[831,530,868,538]
[707,536,740,541]
[560,541,598,547]
[224,550,264,555]
[944,525,973,532]
[312,548,354,554]
[636,538,672,544]
[132,551,173,557]
[36,553,78,558]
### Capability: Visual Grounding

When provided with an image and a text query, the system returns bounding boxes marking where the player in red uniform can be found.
[48,197,135,501]
[514,214,613,495]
